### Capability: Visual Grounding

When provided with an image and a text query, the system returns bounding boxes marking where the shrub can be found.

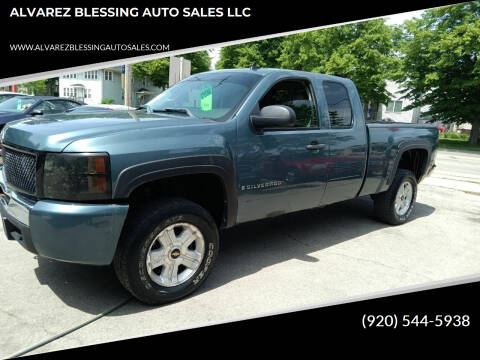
[443,131,468,140]
[446,132,458,139]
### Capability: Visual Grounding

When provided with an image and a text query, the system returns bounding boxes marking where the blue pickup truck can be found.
[0,68,438,304]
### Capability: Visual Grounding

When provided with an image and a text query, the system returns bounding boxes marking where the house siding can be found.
[101,68,123,104]
[59,72,102,105]
[58,66,163,106]
[377,81,432,124]
[131,77,163,107]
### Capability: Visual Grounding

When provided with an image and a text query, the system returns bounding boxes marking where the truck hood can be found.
[2,111,215,152]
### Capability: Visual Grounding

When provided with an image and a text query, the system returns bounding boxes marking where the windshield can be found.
[0,94,17,104]
[146,72,263,121]
[0,97,36,113]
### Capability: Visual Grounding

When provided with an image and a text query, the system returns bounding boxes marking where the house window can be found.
[386,100,403,113]
[84,71,98,80]
[63,74,77,79]
[86,89,92,98]
[64,87,77,98]
[104,71,113,81]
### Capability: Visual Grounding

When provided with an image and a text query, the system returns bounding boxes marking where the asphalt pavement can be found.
[1,149,479,358]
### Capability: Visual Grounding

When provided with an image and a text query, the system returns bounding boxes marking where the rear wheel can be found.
[113,198,219,305]
[373,169,417,225]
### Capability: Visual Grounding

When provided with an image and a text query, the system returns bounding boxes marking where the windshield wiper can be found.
[152,108,193,116]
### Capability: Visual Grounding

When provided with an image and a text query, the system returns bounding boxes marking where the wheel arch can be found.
[387,142,431,186]
[113,155,237,228]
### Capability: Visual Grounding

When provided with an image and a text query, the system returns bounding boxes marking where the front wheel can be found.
[113,198,219,305]
[373,169,417,225]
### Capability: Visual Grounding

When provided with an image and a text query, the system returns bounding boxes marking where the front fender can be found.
[113,155,237,227]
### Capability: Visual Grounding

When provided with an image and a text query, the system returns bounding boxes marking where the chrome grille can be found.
[2,146,37,194]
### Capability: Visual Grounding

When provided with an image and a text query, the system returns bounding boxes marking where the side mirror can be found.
[29,110,43,116]
[250,105,296,133]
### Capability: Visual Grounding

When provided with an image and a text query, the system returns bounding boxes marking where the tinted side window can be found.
[259,80,318,128]
[323,81,353,128]
[60,100,81,110]
[35,100,66,114]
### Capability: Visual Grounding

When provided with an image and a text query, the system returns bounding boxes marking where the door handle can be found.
[306,143,326,150]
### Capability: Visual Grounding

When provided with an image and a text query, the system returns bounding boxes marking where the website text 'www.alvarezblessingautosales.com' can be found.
[9,43,170,52]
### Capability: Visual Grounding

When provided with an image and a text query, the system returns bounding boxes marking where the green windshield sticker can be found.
[16,100,22,111]
[200,85,213,111]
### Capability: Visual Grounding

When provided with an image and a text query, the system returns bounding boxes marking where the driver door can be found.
[236,78,330,224]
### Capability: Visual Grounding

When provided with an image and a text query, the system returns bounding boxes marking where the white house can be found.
[59,67,163,107]
[376,81,472,133]
[377,81,429,123]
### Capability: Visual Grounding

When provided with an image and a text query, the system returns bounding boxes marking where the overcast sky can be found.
[208,10,425,69]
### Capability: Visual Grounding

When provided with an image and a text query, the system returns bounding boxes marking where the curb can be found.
[438,148,480,155]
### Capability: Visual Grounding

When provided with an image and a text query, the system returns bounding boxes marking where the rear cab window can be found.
[322,81,353,129]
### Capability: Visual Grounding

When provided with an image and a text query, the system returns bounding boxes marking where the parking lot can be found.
[1,148,479,357]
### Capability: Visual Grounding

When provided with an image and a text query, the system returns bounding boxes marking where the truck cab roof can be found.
[196,68,353,84]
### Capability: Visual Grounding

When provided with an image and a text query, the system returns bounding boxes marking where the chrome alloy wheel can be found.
[146,223,205,287]
[394,181,413,216]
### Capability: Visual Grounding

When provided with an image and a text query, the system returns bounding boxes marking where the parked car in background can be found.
[0,96,84,130]
[100,104,136,111]
[66,105,114,113]
[65,104,136,114]
[0,92,29,104]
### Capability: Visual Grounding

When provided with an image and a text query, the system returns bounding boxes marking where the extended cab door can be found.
[236,77,330,224]
[317,80,368,205]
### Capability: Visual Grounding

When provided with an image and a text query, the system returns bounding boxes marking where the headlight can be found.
[0,126,5,151]
[43,153,111,201]
[0,127,5,165]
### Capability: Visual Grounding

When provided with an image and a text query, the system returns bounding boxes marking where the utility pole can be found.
[124,64,132,107]
[169,56,191,87]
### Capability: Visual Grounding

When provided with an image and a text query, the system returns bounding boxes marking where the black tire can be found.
[113,198,219,305]
[373,169,417,225]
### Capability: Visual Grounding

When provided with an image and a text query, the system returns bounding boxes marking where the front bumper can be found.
[0,167,129,265]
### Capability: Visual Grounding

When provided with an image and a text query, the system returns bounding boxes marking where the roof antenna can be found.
[251,62,259,70]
